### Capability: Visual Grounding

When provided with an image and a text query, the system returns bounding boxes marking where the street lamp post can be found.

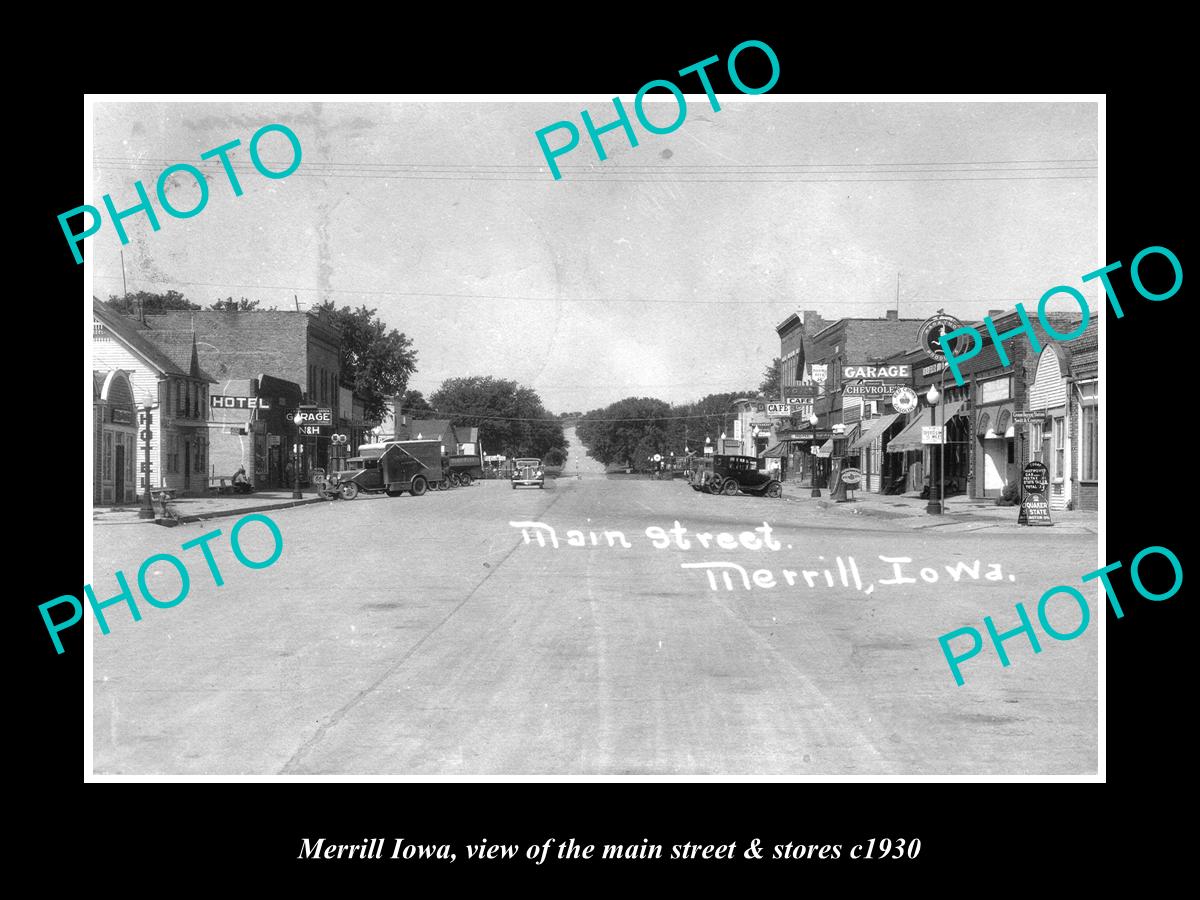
[808,413,821,498]
[292,411,304,499]
[926,383,943,515]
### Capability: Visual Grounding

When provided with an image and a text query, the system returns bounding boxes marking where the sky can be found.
[91,100,1098,412]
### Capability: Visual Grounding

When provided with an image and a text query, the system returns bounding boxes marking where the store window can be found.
[1053,417,1065,480]
[1030,422,1042,461]
[103,433,113,479]
[978,376,1012,404]
[1081,406,1098,481]
[175,381,183,417]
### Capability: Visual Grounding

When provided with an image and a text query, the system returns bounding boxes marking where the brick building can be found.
[209,375,303,489]
[774,309,926,489]
[136,309,342,470]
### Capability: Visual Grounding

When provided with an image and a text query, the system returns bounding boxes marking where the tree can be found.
[760,358,782,398]
[313,301,419,424]
[400,389,433,415]
[576,397,674,468]
[544,446,567,466]
[104,290,199,315]
[209,296,262,311]
[429,376,565,459]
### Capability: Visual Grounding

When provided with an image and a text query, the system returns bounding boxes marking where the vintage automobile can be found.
[323,453,382,500]
[512,457,544,489]
[447,454,483,487]
[688,458,714,492]
[325,440,442,499]
[704,454,783,499]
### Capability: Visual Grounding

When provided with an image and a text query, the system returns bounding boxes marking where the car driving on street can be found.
[512,458,545,489]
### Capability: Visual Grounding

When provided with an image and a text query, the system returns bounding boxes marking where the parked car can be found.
[688,458,714,492]
[326,440,442,499]
[448,454,483,486]
[512,457,544,489]
[706,454,783,498]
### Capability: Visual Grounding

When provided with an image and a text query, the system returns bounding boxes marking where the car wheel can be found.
[460,472,473,486]
[765,481,783,499]
[385,487,403,497]
[722,479,739,496]
[340,482,360,501]
[538,483,544,489]
[411,476,428,496]
[437,479,449,491]
[707,477,723,495]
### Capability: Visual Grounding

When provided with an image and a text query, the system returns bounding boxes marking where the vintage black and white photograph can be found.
[84,97,1100,776]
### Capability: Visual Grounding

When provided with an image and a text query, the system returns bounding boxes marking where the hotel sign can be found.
[212,395,271,410]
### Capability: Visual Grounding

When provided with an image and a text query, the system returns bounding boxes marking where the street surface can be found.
[92,446,1097,775]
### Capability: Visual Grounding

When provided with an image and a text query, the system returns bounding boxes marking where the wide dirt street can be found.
[92,467,1097,775]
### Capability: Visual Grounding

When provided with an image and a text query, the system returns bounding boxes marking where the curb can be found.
[185,496,327,522]
[96,496,327,526]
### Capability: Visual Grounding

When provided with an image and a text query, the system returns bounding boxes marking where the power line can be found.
[416,408,749,423]
[91,165,1096,184]
[92,155,1098,168]
[92,275,1035,307]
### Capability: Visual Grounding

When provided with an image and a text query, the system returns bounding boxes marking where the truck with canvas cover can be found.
[380,439,443,497]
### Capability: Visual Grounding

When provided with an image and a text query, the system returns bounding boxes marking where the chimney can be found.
[885,309,898,320]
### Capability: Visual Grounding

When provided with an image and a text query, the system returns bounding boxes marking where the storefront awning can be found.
[759,442,787,458]
[887,400,966,452]
[850,413,901,450]
[814,438,834,457]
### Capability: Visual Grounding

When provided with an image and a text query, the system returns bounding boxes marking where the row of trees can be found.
[574,361,784,470]
[105,292,418,424]
[426,377,567,462]
[105,291,269,313]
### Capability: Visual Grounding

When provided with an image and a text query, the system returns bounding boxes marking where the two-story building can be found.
[775,309,925,489]
[92,299,215,497]
[135,309,343,471]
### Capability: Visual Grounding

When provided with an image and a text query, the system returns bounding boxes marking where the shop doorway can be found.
[982,438,1007,497]
[184,442,191,489]
[115,444,125,501]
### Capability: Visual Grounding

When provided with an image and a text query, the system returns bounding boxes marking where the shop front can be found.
[1027,345,1073,511]
[886,400,969,497]
[94,370,138,505]
[209,376,302,489]
[848,412,903,493]
[975,405,1017,499]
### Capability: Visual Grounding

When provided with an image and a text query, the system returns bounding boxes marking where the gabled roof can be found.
[453,425,479,445]
[409,418,452,441]
[93,298,190,378]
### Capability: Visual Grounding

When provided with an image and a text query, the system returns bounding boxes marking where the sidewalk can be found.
[92,489,328,526]
[784,485,1098,535]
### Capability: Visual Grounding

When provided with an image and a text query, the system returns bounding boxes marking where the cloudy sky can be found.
[91,100,1098,412]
